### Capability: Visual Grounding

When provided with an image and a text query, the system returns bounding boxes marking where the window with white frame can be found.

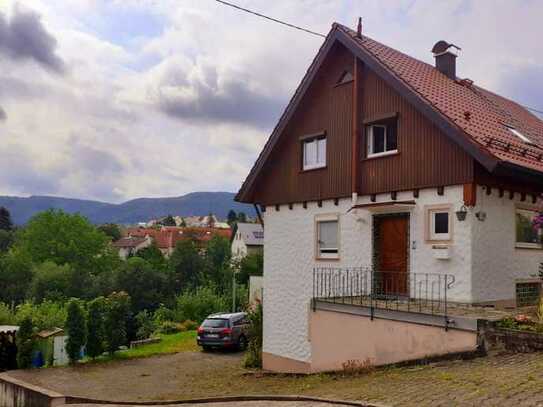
[302,136,326,170]
[316,217,339,259]
[427,208,451,241]
[515,208,541,248]
[366,120,397,157]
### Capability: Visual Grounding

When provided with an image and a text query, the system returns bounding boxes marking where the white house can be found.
[236,22,543,372]
[231,222,264,258]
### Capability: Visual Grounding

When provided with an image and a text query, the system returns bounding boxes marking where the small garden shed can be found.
[35,327,68,366]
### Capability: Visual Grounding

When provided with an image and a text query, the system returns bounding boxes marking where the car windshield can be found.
[202,318,229,328]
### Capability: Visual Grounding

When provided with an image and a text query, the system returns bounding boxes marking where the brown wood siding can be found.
[358,68,474,195]
[250,47,475,205]
[251,44,353,205]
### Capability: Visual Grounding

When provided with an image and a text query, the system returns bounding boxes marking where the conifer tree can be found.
[65,300,87,364]
[0,207,13,231]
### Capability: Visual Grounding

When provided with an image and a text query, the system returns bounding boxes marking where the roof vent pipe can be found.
[432,40,461,80]
[356,17,362,38]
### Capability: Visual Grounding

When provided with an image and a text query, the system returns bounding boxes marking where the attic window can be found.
[507,125,535,145]
[337,70,354,85]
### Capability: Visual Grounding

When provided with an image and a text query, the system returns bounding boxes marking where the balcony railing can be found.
[312,267,455,319]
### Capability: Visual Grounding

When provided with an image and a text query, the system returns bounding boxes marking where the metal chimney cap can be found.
[432,40,461,55]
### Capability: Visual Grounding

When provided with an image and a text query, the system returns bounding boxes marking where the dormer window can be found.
[366,118,398,158]
[506,125,535,145]
[301,133,326,171]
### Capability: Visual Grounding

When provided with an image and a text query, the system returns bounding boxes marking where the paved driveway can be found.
[7,350,543,406]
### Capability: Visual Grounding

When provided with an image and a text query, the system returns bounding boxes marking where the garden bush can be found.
[15,301,67,331]
[65,299,86,364]
[180,320,198,331]
[173,285,230,323]
[243,302,263,368]
[0,302,15,325]
[135,310,156,339]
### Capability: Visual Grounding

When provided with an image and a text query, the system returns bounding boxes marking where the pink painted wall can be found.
[309,310,478,372]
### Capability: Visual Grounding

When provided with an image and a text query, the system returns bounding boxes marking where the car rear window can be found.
[202,318,229,328]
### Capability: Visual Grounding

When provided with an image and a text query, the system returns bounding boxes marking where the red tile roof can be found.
[337,23,543,173]
[125,227,232,249]
[112,236,148,248]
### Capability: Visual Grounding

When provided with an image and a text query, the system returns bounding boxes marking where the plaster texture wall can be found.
[263,185,472,363]
[471,186,543,303]
[309,309,478,372]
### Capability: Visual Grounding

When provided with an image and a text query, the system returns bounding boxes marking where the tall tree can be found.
[104,291,131,354]
[161,215,176,227]
[115,257,167,313]
[16,317,34,369]
[169,239,204,293]
[86,297,106,359]
[97,223,122,241]
[65,300,86,364]
[13,210,113,298]
[0,230,13,253]
[0,254,33,304]
[205,235,232,293]
[29,261,71,302]
[227,210,237,226]
[237,212,247,223]
[0,207,13,231]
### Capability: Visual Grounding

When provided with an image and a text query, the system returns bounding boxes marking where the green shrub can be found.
[15,301,67,331]
[65,299,87,364]
[153,304,175,324]
[174,286,229,323]
[16,317,34,369]
[155,320,180,335]
[0,302,15,325]
[135,310,156,339]
[243,303,263,369]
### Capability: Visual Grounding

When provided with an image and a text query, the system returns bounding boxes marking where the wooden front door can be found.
[375,214,409,296]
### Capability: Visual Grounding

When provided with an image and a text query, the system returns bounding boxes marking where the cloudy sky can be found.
[0,0,542,203]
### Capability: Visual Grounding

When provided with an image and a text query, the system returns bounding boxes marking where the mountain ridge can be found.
[0,192,253,225]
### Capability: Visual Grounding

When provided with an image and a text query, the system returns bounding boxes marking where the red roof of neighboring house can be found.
[125,227,232,249]
[112,236,148,248]
[236,23,543,202]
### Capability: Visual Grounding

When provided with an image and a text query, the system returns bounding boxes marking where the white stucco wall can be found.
[231,233,248,258]
[263,185,473,363]
[471,186,543,303]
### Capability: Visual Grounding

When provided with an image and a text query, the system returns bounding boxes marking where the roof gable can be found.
[236,23,543,203]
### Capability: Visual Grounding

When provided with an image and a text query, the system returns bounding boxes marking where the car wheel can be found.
[238,335,248,351]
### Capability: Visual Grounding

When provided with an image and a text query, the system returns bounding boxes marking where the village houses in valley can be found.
[236,21,543,373]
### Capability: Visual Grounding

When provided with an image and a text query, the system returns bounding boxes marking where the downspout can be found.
[253,203,264,227]
[351,55,360,206]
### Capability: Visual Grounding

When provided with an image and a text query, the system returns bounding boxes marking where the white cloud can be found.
[0,0,542,203]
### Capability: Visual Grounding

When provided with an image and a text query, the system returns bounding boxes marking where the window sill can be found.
[364,150,399,160]
[316,256,340,261]
[301,165,327,173]
[515,243,543,250]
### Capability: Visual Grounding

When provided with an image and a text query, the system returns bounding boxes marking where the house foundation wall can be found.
[308,309,478,372]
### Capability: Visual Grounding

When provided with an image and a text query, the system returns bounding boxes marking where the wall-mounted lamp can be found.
[455,205,468,221]
[475,211,487,222]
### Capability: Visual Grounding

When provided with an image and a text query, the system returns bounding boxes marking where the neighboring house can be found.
[231,222,264,258]
[236,22,543,372]
[112,236,152,260]
[124,226,232,257]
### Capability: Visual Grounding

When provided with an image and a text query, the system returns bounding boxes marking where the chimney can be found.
[356,17,362,38]
[431,40,461,80]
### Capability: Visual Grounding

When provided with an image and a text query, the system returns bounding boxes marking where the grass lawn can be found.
[82,330,199,364]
